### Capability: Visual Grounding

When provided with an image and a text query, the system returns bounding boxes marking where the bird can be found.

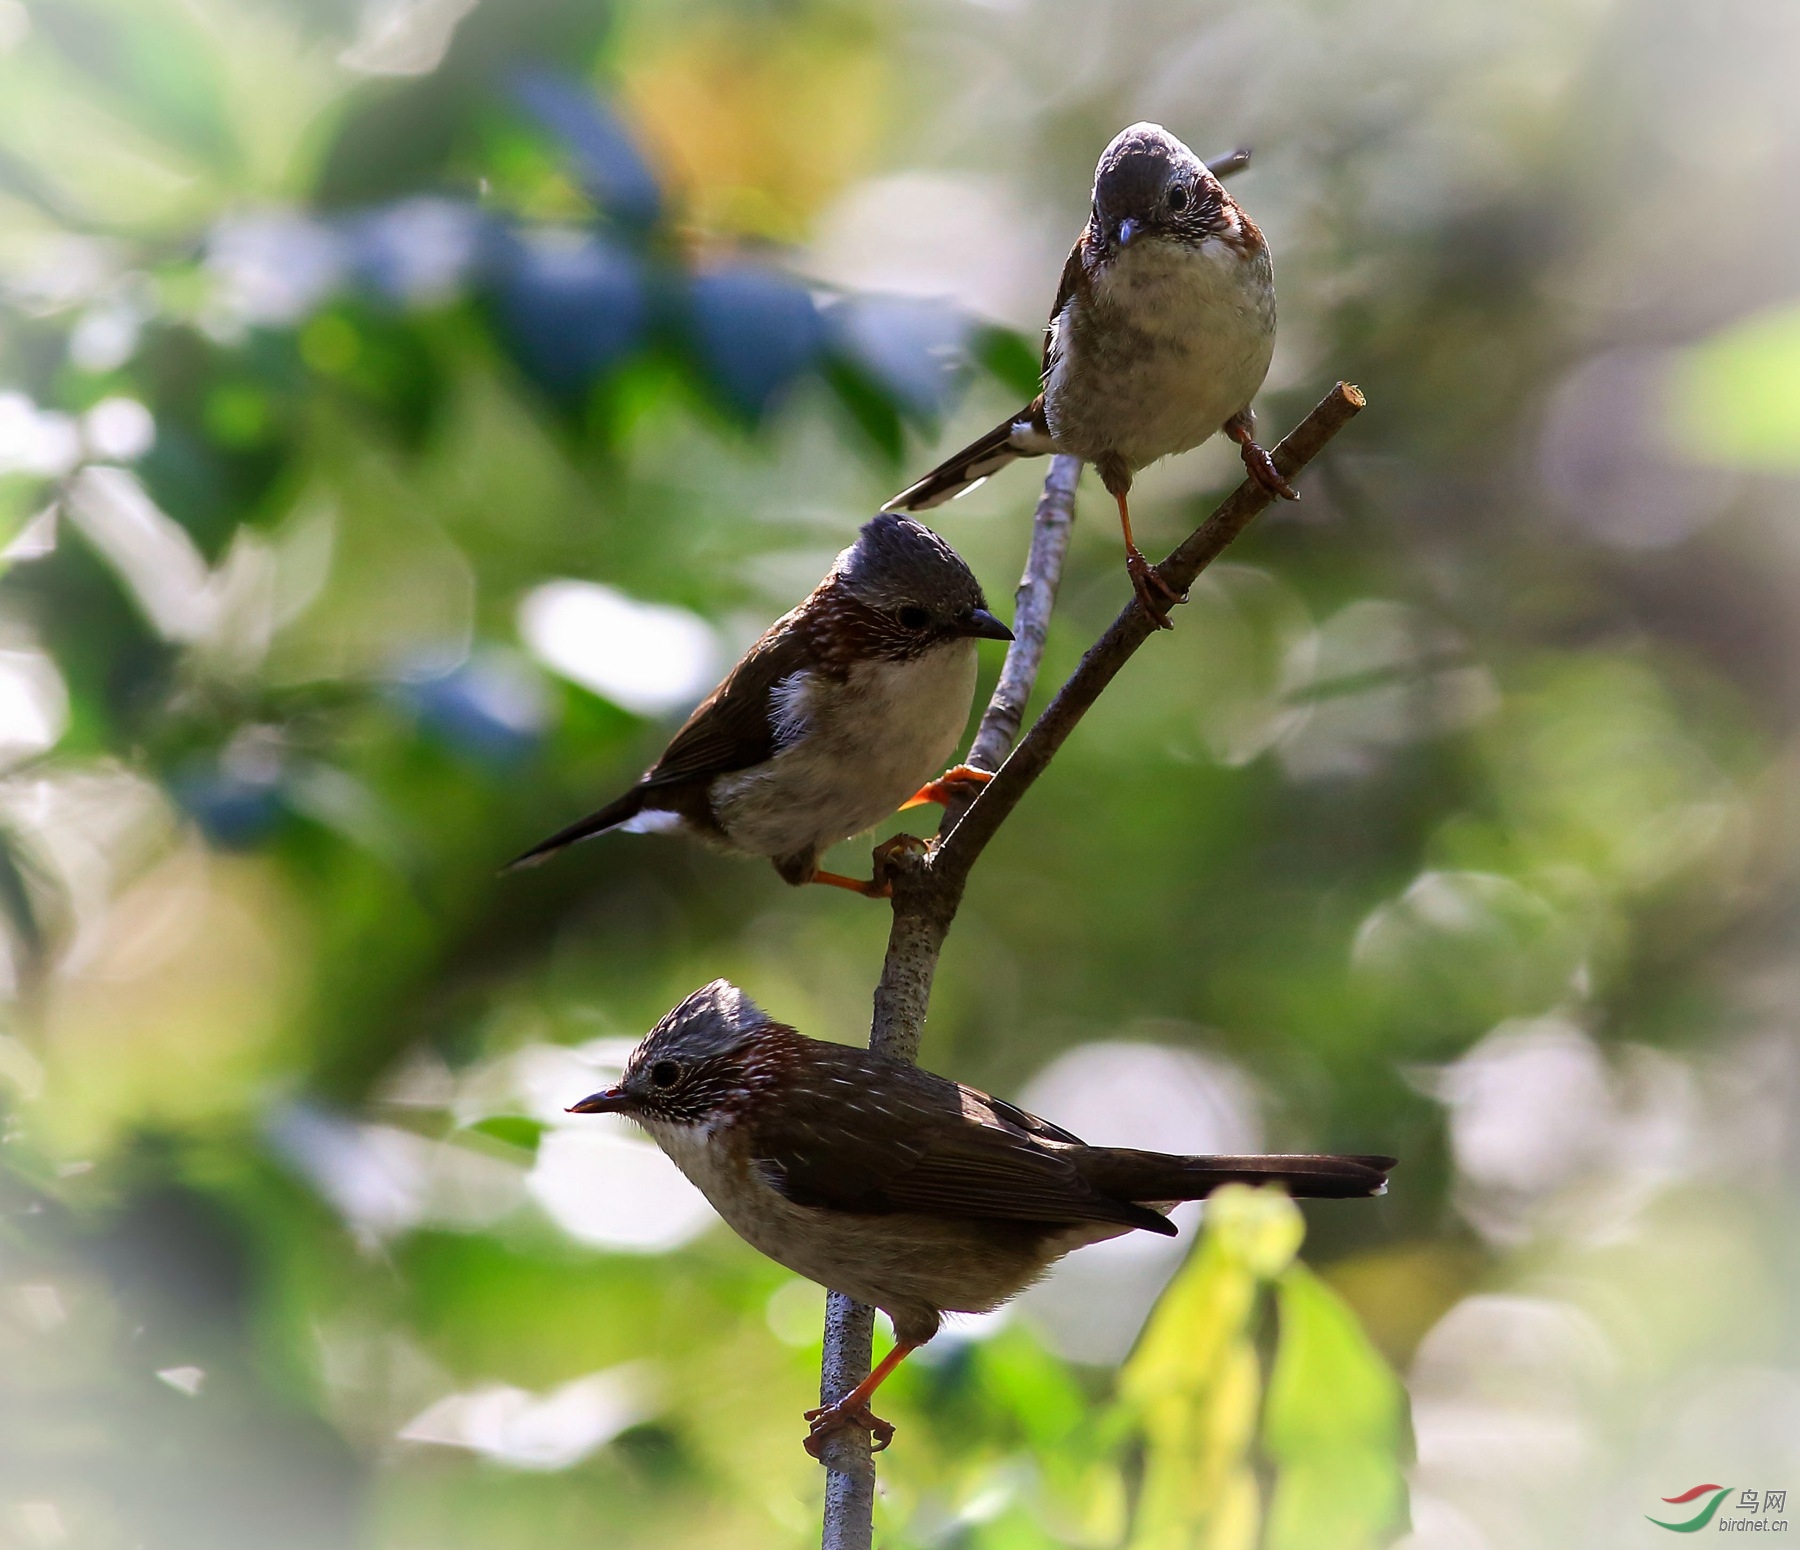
[567,980,1396,1457]
[883,123,1292,630]
[505,513,1014,892]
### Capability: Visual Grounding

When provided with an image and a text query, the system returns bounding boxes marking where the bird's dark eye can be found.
[649,1060,682,1089]
[1168,184,1190,213]
[897,605,930,630]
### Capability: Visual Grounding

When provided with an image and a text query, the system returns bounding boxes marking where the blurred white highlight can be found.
[341,0,480,76]
[155,1365,206,1397]
[399,1363,659,1470]
[0,0,28,53]
[69,299,144,374]
[205,212,344,330]
[1419,1017,1698,1247]
[0,647,68,766]
[446,1036,722,1254]
[518,580,719,717]
[0,393,81,478]
[81,398,155,462]
[1012,1036,1261,1364]
[3,504,58,564]
[266,1103,527,1246]
[806,173,1060,331]
[1405,1294,1613,1541]
[529,1123,719,1253]
[63,466,283,670]
[0,763,177,980]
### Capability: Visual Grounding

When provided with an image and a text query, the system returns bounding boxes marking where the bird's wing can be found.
[636,609,816,790]
[747,1046,1170,1233]
[1041,232,1092,378]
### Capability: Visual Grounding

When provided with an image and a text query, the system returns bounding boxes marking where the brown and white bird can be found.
[506,514,1012,892]
[568,981,1395,1456]
[884,123,1292,628]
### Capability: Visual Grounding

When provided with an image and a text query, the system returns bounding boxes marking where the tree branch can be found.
[935,382,1366,887]
[815,383,1365,1550]
[815,453,1082,1539]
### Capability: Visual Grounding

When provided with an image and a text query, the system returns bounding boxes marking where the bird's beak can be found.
[964,608,1014,643]
[567,1086,632,1114]
[1116,216,1142,249]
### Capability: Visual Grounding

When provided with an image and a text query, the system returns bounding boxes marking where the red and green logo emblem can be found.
[1648,1485,1731,1532]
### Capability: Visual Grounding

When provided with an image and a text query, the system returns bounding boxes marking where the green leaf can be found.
[1261,1264,1411,1550]
[1118,1187,1305,1550]
[974,325,1044,400]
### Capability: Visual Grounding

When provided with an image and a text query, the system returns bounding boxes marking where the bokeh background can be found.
[3,0,1799,1546]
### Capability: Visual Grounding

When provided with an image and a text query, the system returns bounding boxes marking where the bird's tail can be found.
[1084,1150,1395,1203]
[502,787,649,872]
[882,400,1052,512]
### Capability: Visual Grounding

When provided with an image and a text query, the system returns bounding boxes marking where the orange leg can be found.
[1115,490,1180,630]
[1225,411,1298,500]
[802,1340,921,1459]
[804,835,929,899]
[900,763,994,810]
[808,869,890,898]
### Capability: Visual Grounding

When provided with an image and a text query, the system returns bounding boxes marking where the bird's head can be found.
[567,980,793,1126]
[823,513,1013,660]
[1089,122,1228,259]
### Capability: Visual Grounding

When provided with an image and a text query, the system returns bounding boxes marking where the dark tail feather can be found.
[502,787,648,873]
[883,404,1047,512]
[1085,1150,1396,1203]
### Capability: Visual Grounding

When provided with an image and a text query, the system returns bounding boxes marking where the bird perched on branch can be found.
[506,514,1012,893]
[568,981,1396,1457]
[884,124,1291,629]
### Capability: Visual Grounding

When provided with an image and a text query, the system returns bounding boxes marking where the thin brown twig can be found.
[815,383,1365,1550]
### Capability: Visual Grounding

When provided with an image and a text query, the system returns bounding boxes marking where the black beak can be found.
[964,608,1014,643]
[567,1086,632,1114]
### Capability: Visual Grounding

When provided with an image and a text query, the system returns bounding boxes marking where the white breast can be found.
[709,640,978,863]
[1046,235,1276,472]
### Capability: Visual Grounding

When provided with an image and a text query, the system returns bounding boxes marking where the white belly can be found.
[709,641,978,862]
[1045,236,1276,472]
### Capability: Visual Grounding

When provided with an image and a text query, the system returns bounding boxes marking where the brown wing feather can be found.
[1042,231,1093,377]
[635,608,815,789]
[501,606,816,869]
[748,1045,1170,1234]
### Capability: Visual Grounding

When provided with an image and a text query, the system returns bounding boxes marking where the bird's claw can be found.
[1125,548,1181,630]
[1240,439,1299,501]
[899,764,994,810]
[803,1400,896,1460]
[869,832,929,894]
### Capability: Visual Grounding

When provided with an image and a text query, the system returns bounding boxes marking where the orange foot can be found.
[806,834,929,899]
[802,1398,896,1459]
[900,764,994,810]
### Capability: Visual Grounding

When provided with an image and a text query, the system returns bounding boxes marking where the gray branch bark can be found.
[816,383,1366,1550]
